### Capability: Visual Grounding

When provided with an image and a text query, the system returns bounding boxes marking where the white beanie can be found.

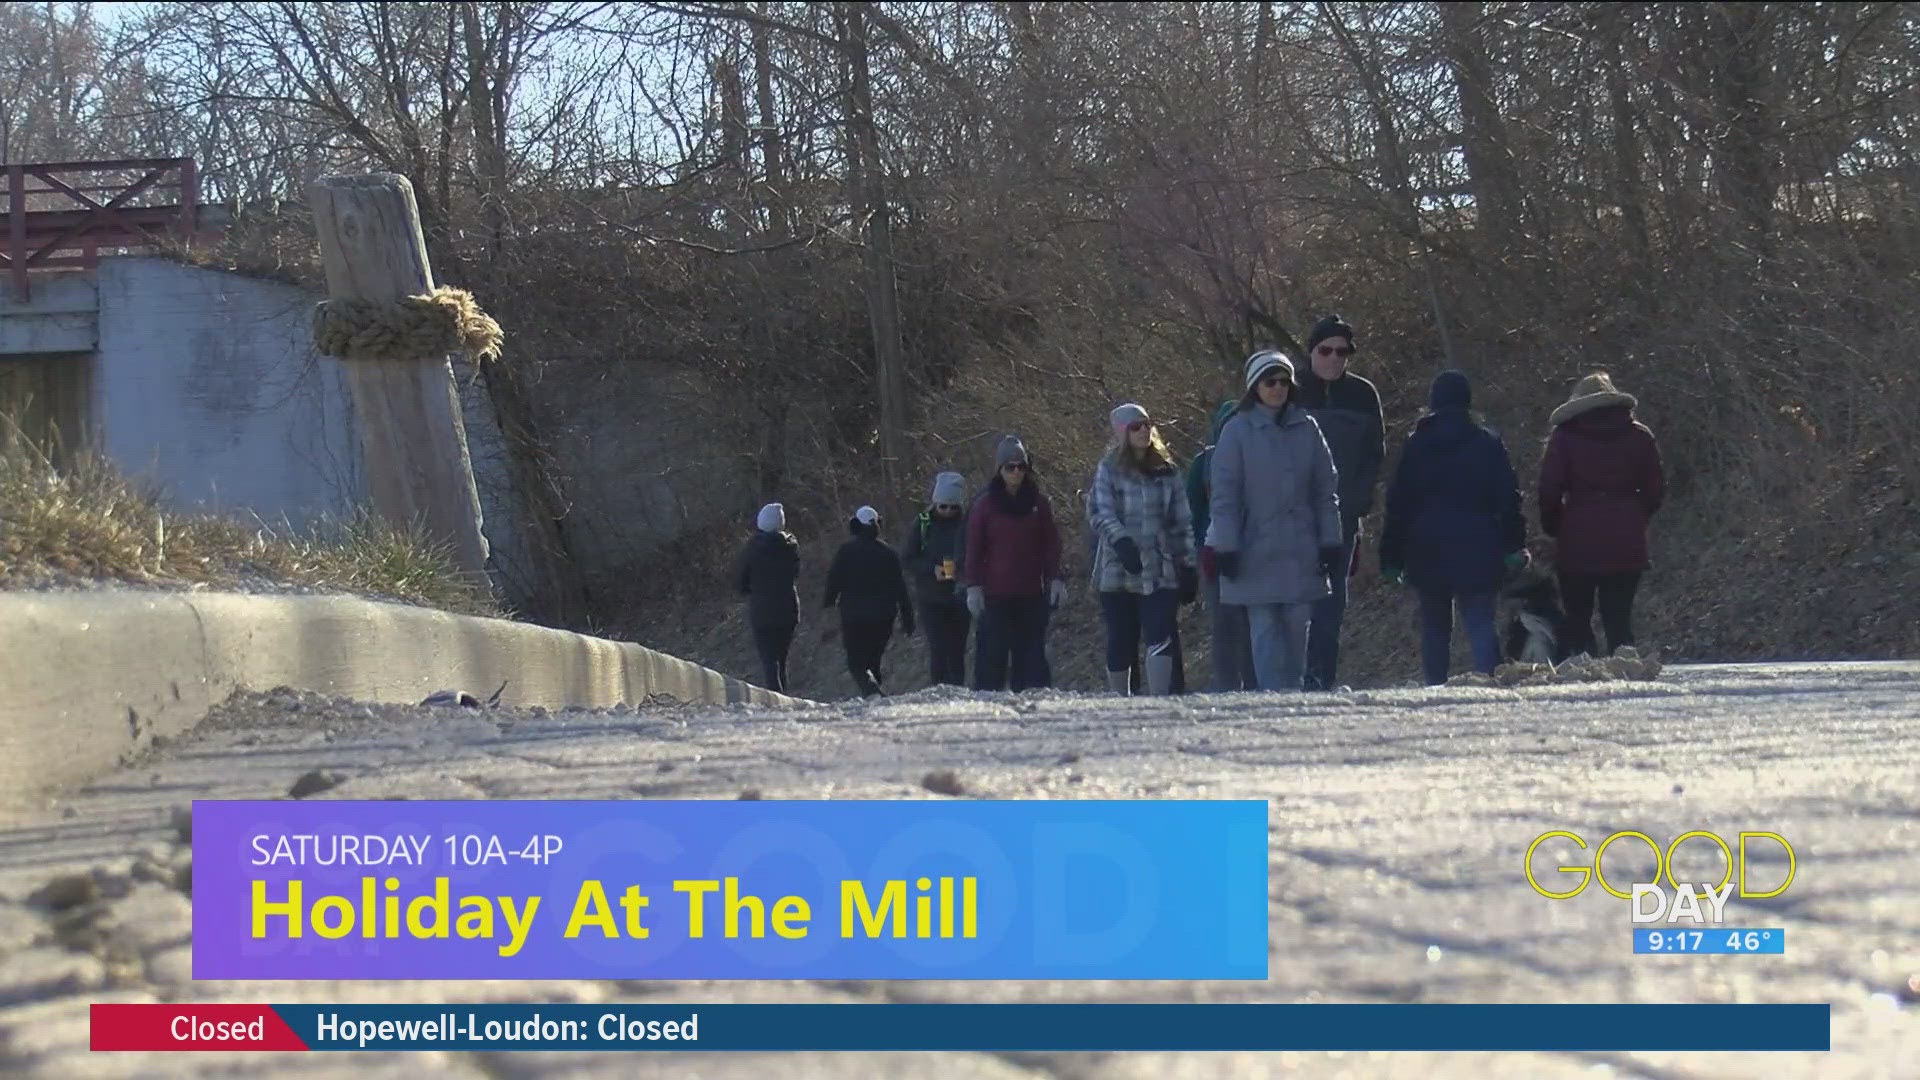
[1110,403,1150,436]
[756,503,785,532]
[1244,349,1295,391]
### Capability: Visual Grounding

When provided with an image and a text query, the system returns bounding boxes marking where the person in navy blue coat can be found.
[1379,370,1529,685]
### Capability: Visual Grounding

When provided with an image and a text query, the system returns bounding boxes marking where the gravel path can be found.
[1,663,1916,1078]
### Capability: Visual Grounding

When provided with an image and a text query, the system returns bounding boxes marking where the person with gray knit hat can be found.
[733,502,800,693]
[966,434,1066,691]
[1207,349,1345,692]
[902,470,973,686]
[1087,401,1198,696]
[1294,313,1385,691]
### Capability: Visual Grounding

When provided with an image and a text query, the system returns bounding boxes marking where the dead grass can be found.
[0,441,497,618]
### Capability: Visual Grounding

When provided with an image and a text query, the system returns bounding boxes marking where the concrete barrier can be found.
[0,590,810,807]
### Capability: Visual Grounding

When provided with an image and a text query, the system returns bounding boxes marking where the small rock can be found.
[1056,752,1081,765]
[170,806,193,843]
[173,862,192,895]
[657,762,676,773]
[921,770,965,797]
[1672,784,1685,795]
[736,789,764,801]
[27,874,96,912]
[288,769,346,798]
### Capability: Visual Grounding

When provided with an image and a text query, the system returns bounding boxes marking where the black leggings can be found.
[841,617,895,697]
[1557,571,1642,657]
[751,623,795,693]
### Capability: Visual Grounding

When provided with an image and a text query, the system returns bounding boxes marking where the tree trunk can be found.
[1439,1,1525,254]
[840,2,910,513]
[457,0,592,628]
[309,172,492,586]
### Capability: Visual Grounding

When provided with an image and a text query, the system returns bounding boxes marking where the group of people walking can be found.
[734,314,1664,698]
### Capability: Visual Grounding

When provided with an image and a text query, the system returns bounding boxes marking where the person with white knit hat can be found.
[902,470,973,686]
[1206,349,1345,692]
[733,502,800,693]
[824,504,915,697]
[1087,401,1199,696]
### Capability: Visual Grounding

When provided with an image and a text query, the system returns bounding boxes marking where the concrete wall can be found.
[93,257,364,528]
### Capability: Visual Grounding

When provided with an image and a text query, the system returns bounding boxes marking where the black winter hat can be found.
[1307,315,1356,351]
[1429,369,1472,411]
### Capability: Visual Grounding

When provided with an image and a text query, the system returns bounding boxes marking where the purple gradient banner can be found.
[191,799,1268,981]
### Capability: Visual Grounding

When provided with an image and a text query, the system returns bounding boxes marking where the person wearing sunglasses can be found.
[1207,350,1345,693]
[1087,403,1200,696]
[902,471,973,687]
[965,435,1066,692]
[1292,314,1386,692]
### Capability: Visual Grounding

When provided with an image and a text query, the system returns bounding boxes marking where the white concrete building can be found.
[0,257,364,527]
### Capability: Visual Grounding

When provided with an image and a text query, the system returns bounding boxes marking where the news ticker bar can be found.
[91,1003,1832,1052]
[1634,928,1786,954]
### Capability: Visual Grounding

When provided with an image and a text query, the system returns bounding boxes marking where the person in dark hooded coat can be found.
[733,502,800,693]
[824,505,915,697]
[1379,370,1529,685]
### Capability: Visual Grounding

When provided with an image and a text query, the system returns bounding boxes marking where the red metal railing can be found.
[2,158,203,300]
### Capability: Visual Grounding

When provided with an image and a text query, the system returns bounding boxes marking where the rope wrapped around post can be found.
[312,285,504,363]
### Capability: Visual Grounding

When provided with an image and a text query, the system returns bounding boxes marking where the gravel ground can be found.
[1,663,1916,1079]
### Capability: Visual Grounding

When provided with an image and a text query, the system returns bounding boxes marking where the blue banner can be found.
[235,1004,1827,1051]
[193,799,1269,981]
[1634,928,1786,954]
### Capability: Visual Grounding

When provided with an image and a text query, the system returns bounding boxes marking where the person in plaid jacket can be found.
[1087,402,1200,696]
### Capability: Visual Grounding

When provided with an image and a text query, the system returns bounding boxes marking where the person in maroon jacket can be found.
[1537,372,1665,658]
[965,435,1067,691]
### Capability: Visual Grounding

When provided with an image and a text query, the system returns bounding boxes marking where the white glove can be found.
[1048,579,1068,610]
[966,586,986,618]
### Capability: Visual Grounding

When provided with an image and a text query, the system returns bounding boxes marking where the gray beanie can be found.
[931,471,967,505]
[995,435,1029,469]
[1243,349,1295,391]
[756,503,785,532]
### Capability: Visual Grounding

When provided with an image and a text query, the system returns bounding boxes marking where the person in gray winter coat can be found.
[1207,350,1345,692]
[1087,402,1199,696]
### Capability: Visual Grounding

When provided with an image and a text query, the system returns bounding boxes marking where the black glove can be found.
[1319,546,1344,578]
[1113,536,1144,575]
[1214,550,1241,580]
[1177,564,1199,606]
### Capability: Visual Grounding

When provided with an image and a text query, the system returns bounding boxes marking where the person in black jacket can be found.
[1293,314,1386,691]
[1379,370,1530,685]
[825,505,915,697]
[902,472,972,686]
[733,502,800,693]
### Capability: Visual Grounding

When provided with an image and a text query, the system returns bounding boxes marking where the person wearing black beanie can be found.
[1293,313,1385,691]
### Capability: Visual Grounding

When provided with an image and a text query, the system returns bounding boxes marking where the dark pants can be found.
[1417,588,1499,686]
[974,595,1051,692]
[920,602,971,686]
[1100,590,1180,673]
[1558,571,1642,657]
[841,617,895,697]
[1305,518,1360,690]
[751,622,795,693]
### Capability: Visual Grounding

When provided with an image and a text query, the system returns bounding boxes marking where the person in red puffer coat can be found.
[1537,372,1665,658]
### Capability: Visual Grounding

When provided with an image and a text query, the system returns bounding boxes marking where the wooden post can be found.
[309,173,491,582]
